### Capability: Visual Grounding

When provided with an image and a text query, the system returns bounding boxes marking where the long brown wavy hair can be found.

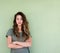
[13,12,30,41]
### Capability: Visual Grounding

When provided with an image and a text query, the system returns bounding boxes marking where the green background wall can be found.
[0,0,60,53]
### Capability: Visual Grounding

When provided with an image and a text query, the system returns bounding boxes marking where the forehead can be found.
[16,15,22,19]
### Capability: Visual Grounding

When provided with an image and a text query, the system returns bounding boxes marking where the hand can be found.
[16,45,23,48]
[13,41,23,46]
[14,44,23,48]
[13,41,19,45]
[15,45,23,48]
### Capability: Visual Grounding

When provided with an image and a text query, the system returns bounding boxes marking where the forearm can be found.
[17,42,32,47]
[8,43,23,48]
[13,37,32,47]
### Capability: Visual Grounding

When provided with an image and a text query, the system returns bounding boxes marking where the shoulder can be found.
[8,28,13,31]
[7,28,13,33]
[6,28,13,37]
[7,28,13,34]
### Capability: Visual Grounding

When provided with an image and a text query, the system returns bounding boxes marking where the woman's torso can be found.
[8,28,30,53]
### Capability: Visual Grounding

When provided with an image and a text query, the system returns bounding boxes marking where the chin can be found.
[18,24,22,26]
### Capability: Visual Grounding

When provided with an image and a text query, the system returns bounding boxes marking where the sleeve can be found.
[6,29,12,37]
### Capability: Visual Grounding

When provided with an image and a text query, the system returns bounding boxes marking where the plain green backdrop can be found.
[0,0,60,53]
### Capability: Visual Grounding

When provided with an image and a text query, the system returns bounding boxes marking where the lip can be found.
[18,22,21,24]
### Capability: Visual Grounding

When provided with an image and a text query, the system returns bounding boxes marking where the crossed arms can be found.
[6,36,32,48]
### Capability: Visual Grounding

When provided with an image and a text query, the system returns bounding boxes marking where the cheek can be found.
[21,20,23,24]
[16,20,19,24]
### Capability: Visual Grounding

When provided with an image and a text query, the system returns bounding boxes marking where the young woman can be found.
[6,12,32,53]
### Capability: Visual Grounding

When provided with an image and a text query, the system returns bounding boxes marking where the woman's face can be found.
[16,15,23,26]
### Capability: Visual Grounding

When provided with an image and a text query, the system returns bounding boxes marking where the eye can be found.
[21,18,23,20]
[16,15,23,21]
[16,18,19,20]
